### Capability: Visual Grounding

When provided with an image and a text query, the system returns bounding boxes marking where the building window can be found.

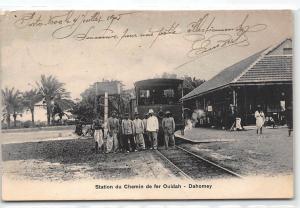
[140,90,150,98]
[163,89,174,98]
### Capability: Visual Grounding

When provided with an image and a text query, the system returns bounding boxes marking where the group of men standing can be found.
[94,109,176,153]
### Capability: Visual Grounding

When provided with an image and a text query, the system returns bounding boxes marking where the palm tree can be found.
[22,89,43,127]
[36,75,73,125]
[1,87,23,128]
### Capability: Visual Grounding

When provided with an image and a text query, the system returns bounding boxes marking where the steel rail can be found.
[155,149,192,180]
[175,145,243,178]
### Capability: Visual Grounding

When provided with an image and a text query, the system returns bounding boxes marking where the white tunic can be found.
[255,111,265,128]
[106,133,113,153]
[94,129,104,147]
[146,116,159,132]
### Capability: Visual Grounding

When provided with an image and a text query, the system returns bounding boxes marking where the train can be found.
[129,78,184,130]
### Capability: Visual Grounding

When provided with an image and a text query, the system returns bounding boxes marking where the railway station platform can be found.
[175,128,239,143]
[174,126,288,143]
[175,126,292,176]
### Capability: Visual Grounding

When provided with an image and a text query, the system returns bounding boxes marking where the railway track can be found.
[157,145,242,180]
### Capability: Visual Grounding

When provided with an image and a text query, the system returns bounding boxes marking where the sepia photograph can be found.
[0,10,293,200]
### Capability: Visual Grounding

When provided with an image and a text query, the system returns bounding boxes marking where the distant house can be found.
[9,100,48,128]
[181,38,292,126]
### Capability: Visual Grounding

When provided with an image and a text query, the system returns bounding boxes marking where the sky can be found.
[1,10,293,100]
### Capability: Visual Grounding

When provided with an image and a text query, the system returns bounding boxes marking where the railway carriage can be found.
[130,78,184,130]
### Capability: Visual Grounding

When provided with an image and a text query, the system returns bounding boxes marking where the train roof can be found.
[134,78,183,88]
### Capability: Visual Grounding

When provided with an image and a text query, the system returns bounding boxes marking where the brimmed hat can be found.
[165,110,171,115]
[148,109,154,114]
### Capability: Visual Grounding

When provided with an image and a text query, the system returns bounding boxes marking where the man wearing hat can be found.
[133,112,145,150]
[162,111,176,149]
[146,109,159,150]
[121,113,136,152]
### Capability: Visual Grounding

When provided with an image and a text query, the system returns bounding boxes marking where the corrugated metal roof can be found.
[181,38,293,101]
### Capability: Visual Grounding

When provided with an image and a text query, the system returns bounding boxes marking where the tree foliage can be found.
[22,89,43,126]
[182,75,205,95]
[36,75,73,125]
[155,72,205,95]
[72,80,132,123]
[1,87,23,127]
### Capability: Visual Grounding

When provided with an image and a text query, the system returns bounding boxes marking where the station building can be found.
[181,38,293,126]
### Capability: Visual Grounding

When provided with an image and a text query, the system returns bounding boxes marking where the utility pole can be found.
[233,89,237,107]
[104,92,108,128]
[95,82,98,118]
[181,83,185,135]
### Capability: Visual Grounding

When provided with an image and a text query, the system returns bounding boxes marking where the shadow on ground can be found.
[2,139,99,163]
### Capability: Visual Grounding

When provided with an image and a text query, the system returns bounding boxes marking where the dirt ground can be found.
[178,127,293,176]
[1,126,293,181]
[1,132,176,181]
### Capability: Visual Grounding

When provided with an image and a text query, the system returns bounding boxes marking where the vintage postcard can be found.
[0,10,293,200]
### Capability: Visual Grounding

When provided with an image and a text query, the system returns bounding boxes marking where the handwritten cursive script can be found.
[13,11,268,64]
[183,14,267,59]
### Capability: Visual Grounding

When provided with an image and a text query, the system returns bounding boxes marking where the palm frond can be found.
[22,88,43,110]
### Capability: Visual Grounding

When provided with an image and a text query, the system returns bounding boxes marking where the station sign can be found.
[95,81,121,95]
